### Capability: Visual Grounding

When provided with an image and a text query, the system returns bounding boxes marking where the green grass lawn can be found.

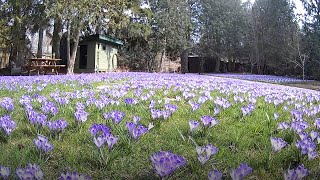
[0,73,319,179]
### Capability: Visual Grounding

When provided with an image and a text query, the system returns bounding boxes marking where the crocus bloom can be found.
[0,166,10,179]
[284,164,308,180]
[310,131,318,141]
[150,151,187,177]
[188,101,200,111]
[16,164,43,180]
[33,135,54,153]
[59,172,91,180]
[126,122,148,140]
[74,109,89,123]
[196,144,219,164]
[189,120,200,132]
[230,163,253,180]
[208,170,222,180]
[133,116,141,124]
[201,116,219,127]
[104,111,125,124]
[315,118,320,129]
[0,97,14,112]
[277,122,290,130]
[0,115,17,135]
[271,137,287,152]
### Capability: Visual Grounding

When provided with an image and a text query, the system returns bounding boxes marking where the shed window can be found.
[102,45,106,50]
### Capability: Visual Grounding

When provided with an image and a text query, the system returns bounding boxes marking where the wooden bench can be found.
[23,64,66,75]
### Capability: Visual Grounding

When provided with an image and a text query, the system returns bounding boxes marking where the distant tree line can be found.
[0,0,319,79]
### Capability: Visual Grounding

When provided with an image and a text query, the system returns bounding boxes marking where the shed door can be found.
[79,45,87,69]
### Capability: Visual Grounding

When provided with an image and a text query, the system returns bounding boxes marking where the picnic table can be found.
[24,58,66,75]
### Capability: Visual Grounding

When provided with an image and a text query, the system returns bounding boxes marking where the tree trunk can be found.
[67,25,81,74]
[37,28,44,58]
[66,21,71,73]
[180,48,192,73]
[52,17,62,58]
[215,58,220,72]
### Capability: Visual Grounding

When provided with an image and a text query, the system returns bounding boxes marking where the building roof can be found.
[82,34,124,46]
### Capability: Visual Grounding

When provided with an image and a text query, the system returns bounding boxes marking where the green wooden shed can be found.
[75,34,123,73]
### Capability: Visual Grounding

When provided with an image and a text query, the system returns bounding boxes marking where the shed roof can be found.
[82,34,124,46]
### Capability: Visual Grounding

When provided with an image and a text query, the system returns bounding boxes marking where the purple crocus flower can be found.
[126,122,148,140]
[0,165,10,179]
[230,163,253,180]
[105,133,119,150]
[150,151,187,177]
[189,120,200,132]
[277,122,290,130]
[188,101,200,111]
[0,97,14,112]
[33,135,54,153]
[274,112,279,120]
[196,144,219,164]
[133,116,141,124]
[47,119,68,133]
[208,170,222,180]
[201,116,219,127]
[291,121,309,133]
[150,109,163,119]
[315,118,320,129]
[310,131,318,141]
[59,171,91,180]
[93,136,106,149]
[0,115,17,135]
[284,164,308,180]
[270,137,287,152]
[16,164,43,180]
[104,111,125,124]
[74,109,89,123]
[165,104,178,113]
[295,138,317,160]
[125,98,137,105]
[89,124,111,137]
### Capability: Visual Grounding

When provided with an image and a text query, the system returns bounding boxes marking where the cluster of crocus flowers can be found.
[26,110,48,127]
[124,98,138,105]
[103,111,125,124]
[284,164,308,180]
[214,97,231,109]
[196,144,219,164]
[16,164,43,180]
[208,169,223,180]
[41,101,58,116]
[33,135,54,153]
[89,124,118,150]
[59,171,91,180]
[74,108,89,123]
[277,122,290,130]
[189,120,200,132]
[291,121,309,133]
[201,116,219,128]
[0,97,14,112]
[126,122,148,140]
[47,119,68,133]
[0,165,10,179]
[270,137,287,152]
[295,136,317,160]
[241,104,255,116]
[230,163,253,180]
[150,151,187,178]
[0,115,16,136]
[188,100,201,111]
